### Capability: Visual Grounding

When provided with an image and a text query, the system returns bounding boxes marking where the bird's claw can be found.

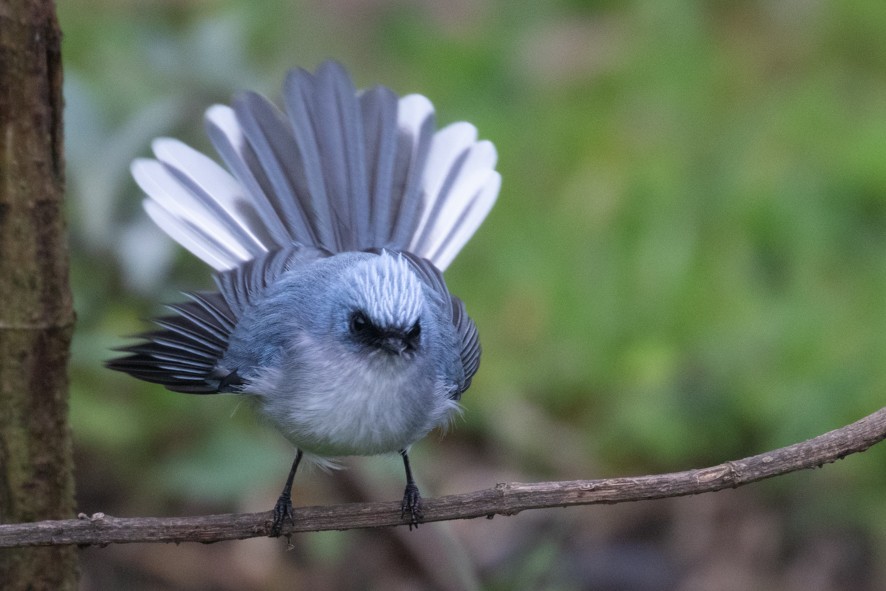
[401,483,424,530]
[270,494,295,537]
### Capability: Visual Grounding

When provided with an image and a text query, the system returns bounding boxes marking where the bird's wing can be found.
[212,244,332,318]
[133,61,500,271]
[391,250,481,396]
[105,290,237,393]
[106,245,330,393]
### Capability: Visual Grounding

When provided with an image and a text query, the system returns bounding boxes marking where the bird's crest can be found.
[345,251,423,329]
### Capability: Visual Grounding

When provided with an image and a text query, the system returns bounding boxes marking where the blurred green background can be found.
[62,0,886,589]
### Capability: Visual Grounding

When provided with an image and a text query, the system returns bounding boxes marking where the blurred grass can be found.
[61,0,886,588]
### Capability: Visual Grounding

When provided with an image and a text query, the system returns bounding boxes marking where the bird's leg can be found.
[271,449,303,536]
[399,449,423,530]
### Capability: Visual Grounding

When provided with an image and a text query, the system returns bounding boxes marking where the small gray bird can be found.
[107,61,500,533]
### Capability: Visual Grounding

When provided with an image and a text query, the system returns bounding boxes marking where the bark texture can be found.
[0,0,78,587]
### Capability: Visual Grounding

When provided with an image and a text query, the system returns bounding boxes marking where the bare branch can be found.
[2,406,884,548]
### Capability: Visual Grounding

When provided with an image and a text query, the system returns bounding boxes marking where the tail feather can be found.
[134,139,271,268]
[232,92,325,245]
[425,165,500,269]
[387,94,436,250]
[133,60,500,272]
[307,61,371,250]
[204,104,295,249]
[281,65,347,249]
[359,84,400,243]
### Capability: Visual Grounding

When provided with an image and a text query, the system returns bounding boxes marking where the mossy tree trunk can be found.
[0,0,78,588]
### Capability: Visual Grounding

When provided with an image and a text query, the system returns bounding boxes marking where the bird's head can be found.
[336,251,425,358]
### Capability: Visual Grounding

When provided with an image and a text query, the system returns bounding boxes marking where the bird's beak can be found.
[380,336,408,356]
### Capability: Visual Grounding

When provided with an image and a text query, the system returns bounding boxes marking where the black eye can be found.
[406,321,421,342]
[349,311,369,334]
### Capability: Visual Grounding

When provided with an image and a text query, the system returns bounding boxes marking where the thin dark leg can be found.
[271,449,303,537]
[399,449,423,530]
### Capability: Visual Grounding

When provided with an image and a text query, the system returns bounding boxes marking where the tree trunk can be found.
[0,0,78,588]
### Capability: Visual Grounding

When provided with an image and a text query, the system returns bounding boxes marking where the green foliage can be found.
[61,0,886,584]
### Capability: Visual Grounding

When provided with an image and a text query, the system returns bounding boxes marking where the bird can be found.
[106,60,500,534]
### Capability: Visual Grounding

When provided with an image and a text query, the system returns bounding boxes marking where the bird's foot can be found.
[400,483,424,530]
[270,494,295,537]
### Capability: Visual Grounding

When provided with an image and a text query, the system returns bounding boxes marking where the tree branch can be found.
[2,406,885,548]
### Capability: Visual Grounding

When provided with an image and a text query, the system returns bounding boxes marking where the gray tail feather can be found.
[136,60,499,273]
[215,60,434,254]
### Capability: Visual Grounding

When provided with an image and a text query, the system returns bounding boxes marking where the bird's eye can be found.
[406,321,421,342]
[349,311,369,334]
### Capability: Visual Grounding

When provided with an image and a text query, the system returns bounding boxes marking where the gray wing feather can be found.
[106,291,236,393]
[107,246,330,393]
[450,296,481,396]
[214,245,331,317]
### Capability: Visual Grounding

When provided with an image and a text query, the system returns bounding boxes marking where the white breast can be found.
[247,333,458,458]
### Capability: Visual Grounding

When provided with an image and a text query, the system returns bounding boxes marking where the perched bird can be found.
[107,61,500,533]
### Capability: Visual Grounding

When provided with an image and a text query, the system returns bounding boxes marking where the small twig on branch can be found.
[2,406,885,548]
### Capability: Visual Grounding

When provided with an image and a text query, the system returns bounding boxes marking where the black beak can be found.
[380,336,408,355]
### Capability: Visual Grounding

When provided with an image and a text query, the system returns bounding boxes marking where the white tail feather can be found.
[132,63,499,272]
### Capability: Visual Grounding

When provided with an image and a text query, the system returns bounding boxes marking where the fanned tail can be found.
[133,60,500,272]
